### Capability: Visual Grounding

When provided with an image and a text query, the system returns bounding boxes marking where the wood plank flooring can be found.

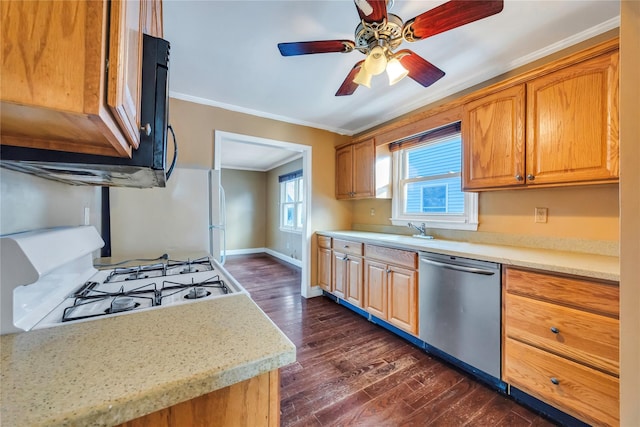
[224,253,557,427]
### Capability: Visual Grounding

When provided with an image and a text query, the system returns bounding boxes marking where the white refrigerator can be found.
[109,167,226,263]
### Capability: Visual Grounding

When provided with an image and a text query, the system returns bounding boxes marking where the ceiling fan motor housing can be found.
[354,13,404,54]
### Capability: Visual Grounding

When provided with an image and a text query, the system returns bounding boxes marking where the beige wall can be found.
[168,98,352,286]
[619,1,639,424]
[352,184,619,246]
[0,168,102,237]
[221,168,267,251]
[266,158,303,260]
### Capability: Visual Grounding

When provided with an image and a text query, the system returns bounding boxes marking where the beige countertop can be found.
[0,294,296,427]
[319,230,619,282]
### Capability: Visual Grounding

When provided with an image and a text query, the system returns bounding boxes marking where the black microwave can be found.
[0,34,177,188]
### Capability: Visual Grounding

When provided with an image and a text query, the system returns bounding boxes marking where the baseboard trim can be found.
[264,248,303,268]
[226,247,266,255]
[226,248,303,268]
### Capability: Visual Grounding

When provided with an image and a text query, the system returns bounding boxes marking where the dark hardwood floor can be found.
[224,253,557,427]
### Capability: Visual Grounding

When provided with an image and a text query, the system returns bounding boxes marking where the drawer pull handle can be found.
[344,245,349,248]
[550,327,559,334]
[550,377,560,385]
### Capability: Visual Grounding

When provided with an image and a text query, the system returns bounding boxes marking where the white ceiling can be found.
[163,0,620,170]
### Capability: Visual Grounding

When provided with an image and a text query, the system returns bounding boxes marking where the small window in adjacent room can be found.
[390,122,478,231]
[279,169,304,233]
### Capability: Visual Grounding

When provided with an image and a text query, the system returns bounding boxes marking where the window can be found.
[279,170,304,233]
[391,123,478,231]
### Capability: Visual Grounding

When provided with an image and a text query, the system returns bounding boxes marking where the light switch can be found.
[534,207,548,223]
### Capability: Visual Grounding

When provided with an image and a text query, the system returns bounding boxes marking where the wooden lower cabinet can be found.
[503,267,619,426]
[317,237,332,292]
[387,265,418,334]
[117,370,280,427]
[364,260,387,319]
[364,252,418,336]
[505,339,618,427]
[333,252,363,307]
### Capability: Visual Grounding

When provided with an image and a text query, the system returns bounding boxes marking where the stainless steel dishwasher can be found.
[419,252,501,378]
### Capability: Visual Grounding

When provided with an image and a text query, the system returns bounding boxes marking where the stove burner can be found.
[184,287,211,299]
[108,297,139,313]
[180,266,197,274]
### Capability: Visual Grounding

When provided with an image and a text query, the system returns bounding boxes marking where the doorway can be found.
[213,130,313,298]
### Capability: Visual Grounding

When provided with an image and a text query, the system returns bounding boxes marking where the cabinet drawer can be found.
[505,294,619,375]
[504,268,619,317]
[504,338,619,427]
[332,239,363,256]
[364,245,417,269]
[317,235,331,249]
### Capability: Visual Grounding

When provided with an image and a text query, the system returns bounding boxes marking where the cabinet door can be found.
[364,260,387,319]
[141,0,163,37]
[387,266,418,335]
[345,256,363,307]
[352,139,375,198]
[332,252,347,299]
[317,247,332,292]
[462,84,526,190]
[335,145,353,199]
[526,52,619,185]
[108,0,143,149]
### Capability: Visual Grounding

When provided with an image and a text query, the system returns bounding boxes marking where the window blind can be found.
[278,169,303,183]
[388,122,461,152]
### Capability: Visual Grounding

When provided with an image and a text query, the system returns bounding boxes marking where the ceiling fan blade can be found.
[335,61,364,96]
[278,40,355,56]
[354,0,387,25]
[396,50,445,87]
[403,0,504,42]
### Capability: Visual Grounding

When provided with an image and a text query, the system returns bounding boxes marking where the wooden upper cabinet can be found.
[461,40,619,191]
[108,0,143,150]
[335,145,354,199]
[462,84,526,190]
[526,52,619,185]
[335,139,375,200]
[0,0,162,157]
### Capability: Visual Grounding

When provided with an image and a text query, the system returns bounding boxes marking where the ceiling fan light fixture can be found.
[386,57,409,85]
[364,45,387,75]
[353,66,372,88]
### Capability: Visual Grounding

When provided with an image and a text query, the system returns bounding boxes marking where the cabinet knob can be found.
[140,123,152,136]
[527,174,535,181]
[386,269,391,274]
[550,377,560,385]
[515,174,523,181]
[342,255,348,261]
[550,326,559,334]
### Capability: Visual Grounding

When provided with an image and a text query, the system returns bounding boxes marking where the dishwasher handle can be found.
[420,258,496,275]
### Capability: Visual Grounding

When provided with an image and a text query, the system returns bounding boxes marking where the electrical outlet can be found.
[370,208,375,216]
[534,207,548,223]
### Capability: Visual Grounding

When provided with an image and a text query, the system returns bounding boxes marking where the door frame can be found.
[213,130,314,298]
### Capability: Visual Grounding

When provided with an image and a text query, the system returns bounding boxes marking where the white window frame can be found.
[390,134,478,231]
[279,173,304,234]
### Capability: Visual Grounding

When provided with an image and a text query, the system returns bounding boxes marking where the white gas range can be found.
[0,226,246,335]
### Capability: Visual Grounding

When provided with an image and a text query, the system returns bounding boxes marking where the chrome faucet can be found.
[408,222,428,236]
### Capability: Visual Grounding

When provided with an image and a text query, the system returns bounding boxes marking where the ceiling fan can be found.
[278,0,504,96]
